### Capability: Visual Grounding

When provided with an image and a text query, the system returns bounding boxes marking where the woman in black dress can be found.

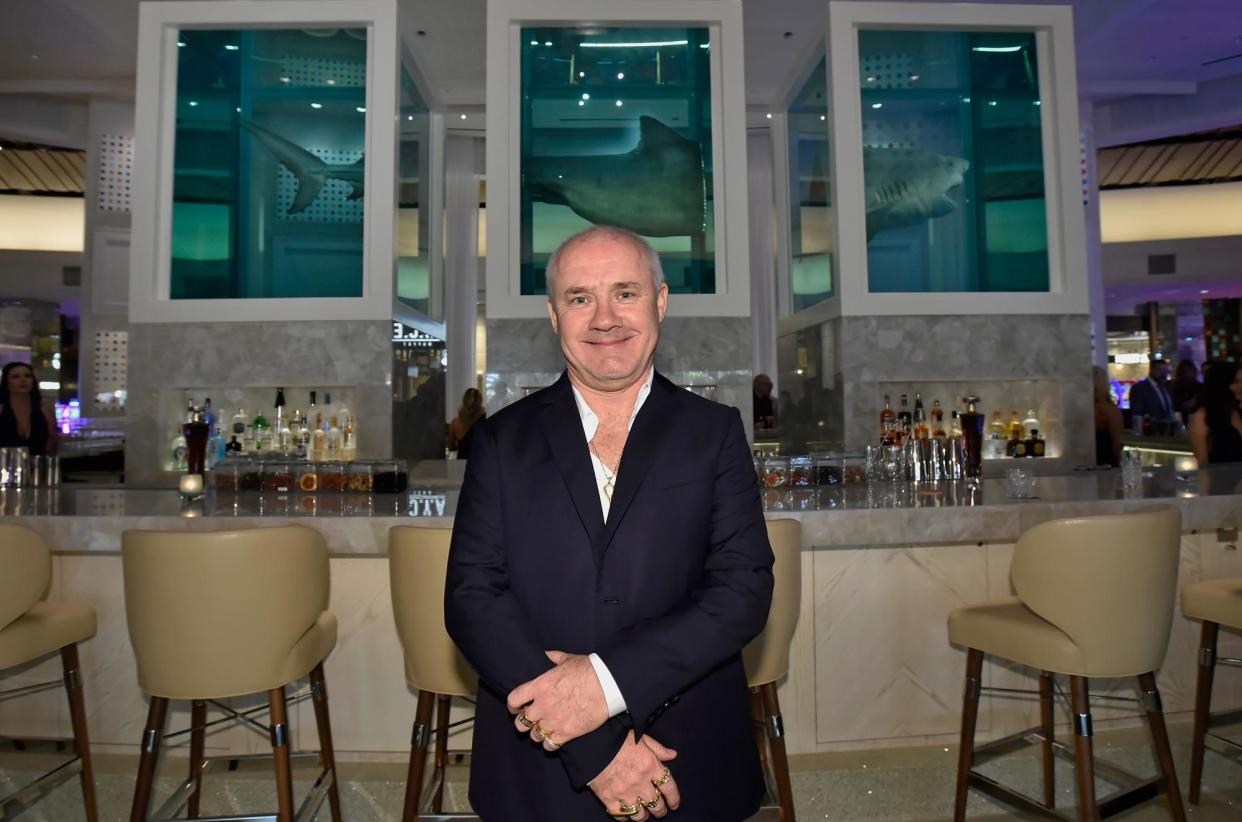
[0,361,59,456]
[1189,360,1242,465]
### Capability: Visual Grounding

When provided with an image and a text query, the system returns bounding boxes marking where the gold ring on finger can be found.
[517,712,535,729]
[652,766,671,787]
[536,725,553,740]
[611,801,640,816]
[643,795,662,810]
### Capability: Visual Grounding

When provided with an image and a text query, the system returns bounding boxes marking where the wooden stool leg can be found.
[309,663,344,822]
[750,687,769,771]
[1039,671,1055,809]
[432,694,451,812]
[1138,673,1186,822]
[1190,621,1219,804]
[187,700,207,818]
[130,696,169,822]
[402,690,435,822]
[60,644,98,822]
[953,648,984,822]
[1069,676,1098,822]
[268,686,295,822]
[760,682,796,822]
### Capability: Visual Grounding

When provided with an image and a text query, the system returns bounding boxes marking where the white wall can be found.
[0,250,83,311]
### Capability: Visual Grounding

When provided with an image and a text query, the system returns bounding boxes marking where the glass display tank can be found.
[170,28,368,300]
[518,27,715,296]
[786,56,834,312]
[397,66,435,319]
[857,29,1049,294]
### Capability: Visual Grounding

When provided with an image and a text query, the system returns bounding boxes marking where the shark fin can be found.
[289,175,327,214]
[346,184,364,200]
[929,194,957,218]
[637,116,691,152]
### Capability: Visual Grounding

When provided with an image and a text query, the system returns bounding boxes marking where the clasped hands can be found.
[508,651,682,819]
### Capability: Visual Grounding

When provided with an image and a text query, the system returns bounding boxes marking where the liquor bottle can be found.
[912,393,929,439]
[1022,409,1040,438]
[879,394,896,442]
[949,410,963,438]
[335,394,350,432]
[988,411,1006,441]
[252,404,269,437]
[226,435,242,455]
[1008,410,1024,441]
[206,426,225,469]
[342,412,357,462]
[1027,429,1046,458]
[897,394,912,438]
[170,431,188,471]
[203,397,216,436]
[273,387,291,453]
[231,408,247,440]
[931,400,947,439]
[325,413,342,459]
[308,391,321,434]
[310,424,326,462]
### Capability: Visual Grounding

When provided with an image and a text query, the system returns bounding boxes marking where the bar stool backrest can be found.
[0,523,51,633]
[743,519,802,688]
[1010,507,1181,678]
[389,526,477,697]
[121,525,329,699]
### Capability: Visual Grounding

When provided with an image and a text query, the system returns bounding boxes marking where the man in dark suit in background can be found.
[1129,357,1175,433]
[445,225,774,821]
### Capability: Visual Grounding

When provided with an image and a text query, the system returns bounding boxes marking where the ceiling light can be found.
[617,72,624,79]
[460,113,467,120]
[188,100,198,107]
[866,76,876,82]
[544,41,552,47]
[615,100,623,107]
[579,71,585,77]
[530,40,538,46]
[326,78,336,85]
[987,100,998,106]
[580,40,688,48]
[820,115,826,121]
[1201,289,1209,294]
[582,92,590,100]
[766,113,772,119]
[356,106,366,113]
[972,45,1022,53]
[177,41,187,48]
[1033,100,1042,106]
[280,76,290,83]
[578,100,585,106]
[235,106,241,113]
[962,96,971,103]
[699,43,709,48]
[909,74,919,81]
[407,115,414,121]
[871,102,883,109]
[310,102,323,109]
[224,44,239,51]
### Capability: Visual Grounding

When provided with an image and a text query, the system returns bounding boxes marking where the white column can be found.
[443,135,480,420]
[747,130,778,383]
[1080,97,1108,367]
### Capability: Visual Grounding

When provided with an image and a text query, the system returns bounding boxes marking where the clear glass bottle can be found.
[931,400,947,439]
[231,408,248,440]
[897,394,912,439]
[879,394,896,442]
[912,393,929,440]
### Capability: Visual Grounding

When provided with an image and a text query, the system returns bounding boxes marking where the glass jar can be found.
[295,461,320,493]
[213,461,240,492]
[814,455,842,486]
[789,456,813,487]
[263,460,293,493]
[238,460,264,491]
[762,456,789,488]
[319,462,347,492]
[841,455,868,485]
[346,461,373,493]
[372,460,401,493]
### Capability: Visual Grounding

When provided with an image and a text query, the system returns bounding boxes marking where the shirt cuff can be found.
[589,653,628,718]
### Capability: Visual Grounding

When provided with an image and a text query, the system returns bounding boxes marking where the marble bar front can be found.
[2,465,1241,760]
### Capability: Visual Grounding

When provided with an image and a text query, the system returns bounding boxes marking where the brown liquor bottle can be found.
[880,394,897,443]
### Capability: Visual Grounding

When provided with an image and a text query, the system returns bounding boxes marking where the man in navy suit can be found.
[1129,358,1175,433]
[445,225,774,821]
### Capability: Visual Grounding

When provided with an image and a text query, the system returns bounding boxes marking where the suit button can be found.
[603,597,621,605]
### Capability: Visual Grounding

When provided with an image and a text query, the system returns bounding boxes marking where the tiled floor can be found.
[2,721,1239,820]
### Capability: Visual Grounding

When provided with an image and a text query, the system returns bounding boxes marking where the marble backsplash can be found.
[778,314,1095,462]
[485,316,755,439]
[127,321,394,486]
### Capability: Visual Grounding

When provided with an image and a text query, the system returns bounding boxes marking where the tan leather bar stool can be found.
[0,522,98,821]
[947,508,1185,822]
[122,525,343,822]
[743,518,802,822]
[390,526,478,821]
[1181,577,1242,802]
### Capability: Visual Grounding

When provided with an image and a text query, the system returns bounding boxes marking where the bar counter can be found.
[2,465,1241,759]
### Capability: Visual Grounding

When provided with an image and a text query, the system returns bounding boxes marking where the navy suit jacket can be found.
[445,371,774,821]
[1129,378,1174,423]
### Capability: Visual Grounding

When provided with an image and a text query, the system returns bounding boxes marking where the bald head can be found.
[545,226,665,301]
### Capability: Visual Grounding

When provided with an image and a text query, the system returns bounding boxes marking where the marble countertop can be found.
[2,465,1238,553]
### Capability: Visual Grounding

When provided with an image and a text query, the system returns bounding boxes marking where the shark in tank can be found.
[863,149,970,241]
[239,119,364,214]
[524,115,707,237]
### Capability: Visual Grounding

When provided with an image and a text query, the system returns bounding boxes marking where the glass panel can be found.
[787,56,833,312]
[858,30,1049,293]
[397,67,435,319]
[170,28,368,299]
[519,27,715,296]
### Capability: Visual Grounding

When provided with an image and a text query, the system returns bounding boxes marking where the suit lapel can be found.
[538,374,605,552]
[596,372,679,564]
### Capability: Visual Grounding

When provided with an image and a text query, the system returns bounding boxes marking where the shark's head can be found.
[524,160,572,206]
[941,155,970,190]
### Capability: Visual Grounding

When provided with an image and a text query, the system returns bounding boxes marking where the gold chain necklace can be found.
[588,439,621,502]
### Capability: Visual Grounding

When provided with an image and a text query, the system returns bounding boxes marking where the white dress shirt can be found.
[569,367,654,719]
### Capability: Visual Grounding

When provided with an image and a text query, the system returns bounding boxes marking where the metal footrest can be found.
[148,752,332,822]
[967,723,1169,820]
[0,734,84,822]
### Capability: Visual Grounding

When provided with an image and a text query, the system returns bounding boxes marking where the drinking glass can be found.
[1121,449,1144,492]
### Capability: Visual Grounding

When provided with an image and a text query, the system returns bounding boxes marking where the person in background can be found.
[447,387,486,460]
[0,361,59,456]
[752,373,776,430]
[1093,365,1122,467]
[1128,357,1175,434]
[1189,360,1242,465]
[1172,359,1202,420]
